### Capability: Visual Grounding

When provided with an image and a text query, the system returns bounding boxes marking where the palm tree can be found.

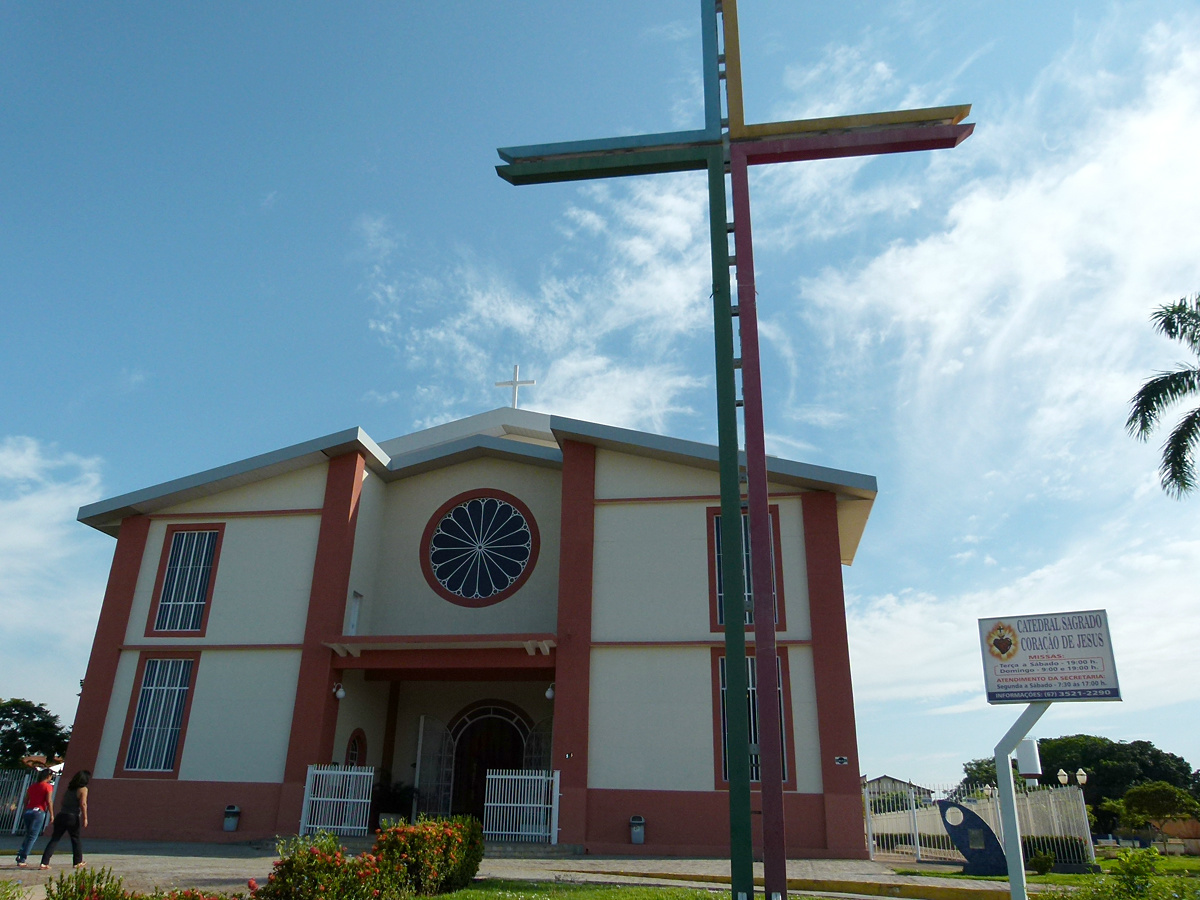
[1127,293,1200,497]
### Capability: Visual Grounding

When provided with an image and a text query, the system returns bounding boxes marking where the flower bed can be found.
[43,817,484,900]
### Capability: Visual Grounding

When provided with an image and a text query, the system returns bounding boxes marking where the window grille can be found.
[154,530,219,631]
[713,511,778,626]
[718,654,787,783]
[124,657,193,772]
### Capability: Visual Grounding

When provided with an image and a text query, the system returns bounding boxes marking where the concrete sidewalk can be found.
[1,840,1019,900]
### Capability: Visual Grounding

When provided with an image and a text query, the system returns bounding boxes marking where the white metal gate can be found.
[864,782,1095,867]
[483,769,559,844]
[299,764,374,836]
[1,770,33,834]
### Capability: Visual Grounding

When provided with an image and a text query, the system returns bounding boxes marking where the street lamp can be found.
[1076,769,1088,786]
[1057,768,1069,785]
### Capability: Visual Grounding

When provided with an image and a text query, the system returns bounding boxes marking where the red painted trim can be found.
[553,439,596,845]
[337,647,555,670]
[736,123,973,167]
[591,639,812,648]
[419,488,541,608]
[150,508,324,520]
[594,491,807,505]
[74,779,863,855]
[706,505,786,633]
[114,649,202,779]
[801,490,866,854]
[344,728,367,767]
[283,453,366,786]
[331,632,557,645]
[362,667,552,682]
[708,647,797,791]
[582,788,868,857]
[63,516,151,779]
[144,523,226,638]
[71,779,290,842]
[121,643,304,651]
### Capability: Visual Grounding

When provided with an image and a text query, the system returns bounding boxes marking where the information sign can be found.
[979,609,1120,704]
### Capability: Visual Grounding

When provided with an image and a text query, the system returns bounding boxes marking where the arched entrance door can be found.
[447,702,532,821]
[451,716,524,819]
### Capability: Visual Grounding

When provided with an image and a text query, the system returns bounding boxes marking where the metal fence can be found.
[299,764,375,836]
[864,781,1095,868]
[1,770,34,834]
[482,769,560,844]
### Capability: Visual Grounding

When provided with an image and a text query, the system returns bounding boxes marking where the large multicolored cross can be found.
[496,3,972,895]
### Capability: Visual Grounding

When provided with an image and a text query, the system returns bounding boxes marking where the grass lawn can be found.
[449,881,721,900]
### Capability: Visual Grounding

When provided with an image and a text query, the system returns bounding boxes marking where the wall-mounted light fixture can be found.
[333,682,346,701]
[545,682,555,700]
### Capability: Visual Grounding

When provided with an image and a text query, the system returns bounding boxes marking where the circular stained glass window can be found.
[420,489,540,607]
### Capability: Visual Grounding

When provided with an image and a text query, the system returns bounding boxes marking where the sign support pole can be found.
[994,701,1051,900]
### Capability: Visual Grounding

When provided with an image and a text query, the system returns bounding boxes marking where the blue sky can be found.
[3,1,1199,788]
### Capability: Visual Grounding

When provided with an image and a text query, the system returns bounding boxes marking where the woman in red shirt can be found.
[15,768,53,866]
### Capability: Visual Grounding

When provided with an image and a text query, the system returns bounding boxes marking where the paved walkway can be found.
[1,840,1018,900]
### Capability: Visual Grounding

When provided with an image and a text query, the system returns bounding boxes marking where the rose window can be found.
[421,490,539,606]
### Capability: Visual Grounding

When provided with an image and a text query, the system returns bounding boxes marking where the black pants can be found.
[39,812,82,866]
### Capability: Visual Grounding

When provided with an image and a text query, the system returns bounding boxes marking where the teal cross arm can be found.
[495,129,715,185]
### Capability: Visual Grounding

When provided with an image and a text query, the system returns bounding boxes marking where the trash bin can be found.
[630,815,645,845]
[223,805,241,832]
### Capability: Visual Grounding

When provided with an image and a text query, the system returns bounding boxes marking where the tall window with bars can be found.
[708,506,784,629]
[717,653,789,785]
[150,526,222,634]
[123,657,195,773]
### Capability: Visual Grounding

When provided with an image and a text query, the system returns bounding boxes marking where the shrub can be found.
[0,880,27,900]
[248,832,405,900]
[45,867,128,900]
[372,816,484,895]
[1022,834,1090,863]
[43,867,247,900]
[1028,853,1055,876]
[1041,849,1200,900]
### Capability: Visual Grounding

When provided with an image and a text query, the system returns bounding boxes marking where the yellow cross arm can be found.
[734,104,972,140]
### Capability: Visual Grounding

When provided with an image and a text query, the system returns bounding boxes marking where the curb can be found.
[565,871,1012,900]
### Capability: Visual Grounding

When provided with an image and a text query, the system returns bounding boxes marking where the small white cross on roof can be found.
[495,364,535,409]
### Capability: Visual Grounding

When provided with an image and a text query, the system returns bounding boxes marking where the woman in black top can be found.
[39,770,89,869]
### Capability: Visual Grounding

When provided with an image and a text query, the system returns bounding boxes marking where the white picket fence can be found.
[483,769,560,844]
[1,770,34,834]
[299,765,374,836]
[864,781,1095,867]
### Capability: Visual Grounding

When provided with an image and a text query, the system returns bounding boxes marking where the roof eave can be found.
[78,427,390,537]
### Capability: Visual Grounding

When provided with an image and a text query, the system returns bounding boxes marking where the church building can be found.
[67,408,876,856]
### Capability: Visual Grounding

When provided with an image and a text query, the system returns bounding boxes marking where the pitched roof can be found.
[79,408,877,561]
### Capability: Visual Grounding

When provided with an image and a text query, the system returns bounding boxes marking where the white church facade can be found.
[67,408,876,856]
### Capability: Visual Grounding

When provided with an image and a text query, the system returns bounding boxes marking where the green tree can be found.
[1127,294,1200,497]
[1097,797,1148,834]
[1035,735,1195,809]
[0,699,70,768]
[1122,781,1200,844]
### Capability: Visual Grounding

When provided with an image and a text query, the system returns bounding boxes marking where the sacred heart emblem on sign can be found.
[986,622,1019,661]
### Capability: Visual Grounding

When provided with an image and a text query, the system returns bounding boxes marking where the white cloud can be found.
[825,14,1200,782]
[0,438,110,724]
[362,174,715,431]
[850,510,1200,712]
